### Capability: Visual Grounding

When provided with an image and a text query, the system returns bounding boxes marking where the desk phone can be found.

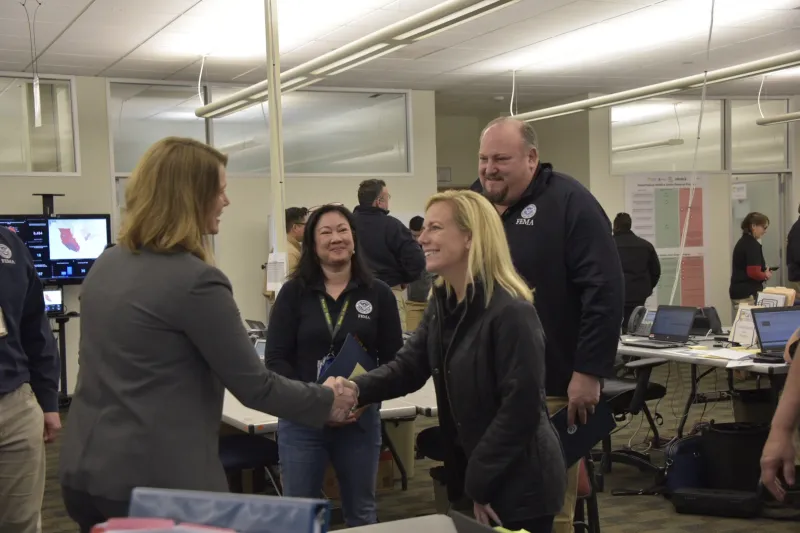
[628,307,656,337]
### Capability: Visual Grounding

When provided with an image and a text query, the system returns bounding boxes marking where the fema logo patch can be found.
[355,300,373,315]
[0,244,11,259]
[521,204,537,219]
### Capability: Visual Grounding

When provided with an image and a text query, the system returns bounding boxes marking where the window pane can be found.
[730,99,788,170]
[109,83,206,173]
[0,77,76,173]
[211,89,409,174]
[611,98,722,175]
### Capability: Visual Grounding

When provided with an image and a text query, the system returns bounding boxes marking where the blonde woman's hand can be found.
[760,428,797,501]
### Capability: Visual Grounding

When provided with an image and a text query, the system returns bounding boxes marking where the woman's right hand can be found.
[322,376,358,423]
[760,428,797,501]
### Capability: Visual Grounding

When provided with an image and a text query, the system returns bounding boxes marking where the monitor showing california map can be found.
[48,218,109,261]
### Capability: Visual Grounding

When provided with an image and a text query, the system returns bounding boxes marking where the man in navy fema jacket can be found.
[0,225,61,532]
[472,117,624,533]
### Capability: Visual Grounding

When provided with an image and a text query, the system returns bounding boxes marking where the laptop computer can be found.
[448,510,496,533]
[621,305,695,349]
[751,307,800,360]
[43,287,64,317]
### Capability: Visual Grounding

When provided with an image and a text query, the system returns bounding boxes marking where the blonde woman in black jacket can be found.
[342,190,566,532]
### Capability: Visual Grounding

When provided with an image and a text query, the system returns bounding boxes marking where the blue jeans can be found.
[277,405,382,526]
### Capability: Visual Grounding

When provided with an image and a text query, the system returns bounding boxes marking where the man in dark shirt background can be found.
[0,225,61,532]
[471,117,624,533]
[406,216,433,331]
[352,180,425,331]
[613,212,661,332]
[786,203,800,294]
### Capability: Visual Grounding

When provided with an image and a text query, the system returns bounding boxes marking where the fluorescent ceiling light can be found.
[766,66,800,78]
[196,0,519,118]
[513,49,800,123]
[756,111,800,126]
[611,101,681,124]
[503,0,798,72]
[612,139,684,153]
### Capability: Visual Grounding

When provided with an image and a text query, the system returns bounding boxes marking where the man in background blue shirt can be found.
[0,225,61,532]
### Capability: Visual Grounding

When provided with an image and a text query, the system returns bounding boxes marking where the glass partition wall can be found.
[611,96,792,302]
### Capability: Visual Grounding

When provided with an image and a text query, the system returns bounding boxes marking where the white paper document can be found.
[728,304,759,348]
[266,252,287,293]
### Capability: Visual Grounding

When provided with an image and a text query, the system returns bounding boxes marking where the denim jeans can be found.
[277,405,382,526]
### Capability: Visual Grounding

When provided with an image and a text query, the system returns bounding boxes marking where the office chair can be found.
[594,357,669,486]
[219,434,282,495]
[574,456,601,533]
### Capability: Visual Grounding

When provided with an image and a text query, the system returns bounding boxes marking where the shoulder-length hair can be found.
[741,212,769,235]
[118,137,228,264]
[290,203,374,287]
[426,190,532,305]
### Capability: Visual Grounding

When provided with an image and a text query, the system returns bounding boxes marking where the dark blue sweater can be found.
[0,226,60,411]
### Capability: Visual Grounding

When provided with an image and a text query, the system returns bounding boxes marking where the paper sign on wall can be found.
[732,183,747,200]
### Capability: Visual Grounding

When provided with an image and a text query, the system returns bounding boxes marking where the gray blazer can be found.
[59,246,333,501]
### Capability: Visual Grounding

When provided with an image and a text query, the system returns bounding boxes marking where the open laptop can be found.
[752,307,800,360]
[254,339,266,363]
[621,305,695,349]
[43,287,64,317]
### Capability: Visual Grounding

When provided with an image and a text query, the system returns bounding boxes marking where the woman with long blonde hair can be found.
[58,137,357,532]
[346,190,566,532]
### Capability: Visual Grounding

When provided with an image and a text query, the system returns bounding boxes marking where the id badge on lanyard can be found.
[316,295,350,380]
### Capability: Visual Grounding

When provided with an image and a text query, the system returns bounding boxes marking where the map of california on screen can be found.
[47,219,107,260]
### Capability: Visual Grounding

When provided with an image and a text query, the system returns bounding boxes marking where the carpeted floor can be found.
[43,362,797,532]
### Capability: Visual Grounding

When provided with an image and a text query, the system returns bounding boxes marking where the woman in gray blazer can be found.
[59,137,357,533]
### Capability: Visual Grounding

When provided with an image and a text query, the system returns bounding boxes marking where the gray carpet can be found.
[43,363,797,532]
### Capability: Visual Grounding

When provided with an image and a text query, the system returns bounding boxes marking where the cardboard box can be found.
[322,450,395,500]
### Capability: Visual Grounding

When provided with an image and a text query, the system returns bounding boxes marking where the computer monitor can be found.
[43,287,64,316]
[650,305,696,342]
[752,307,800,354]
[0,213,111,284]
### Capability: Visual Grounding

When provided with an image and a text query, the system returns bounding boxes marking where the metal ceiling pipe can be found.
[196,0,520,118]
[513,49,800,123]
[756,110,800,126]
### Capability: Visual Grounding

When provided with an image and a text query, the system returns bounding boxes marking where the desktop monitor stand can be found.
[33,193,65,216]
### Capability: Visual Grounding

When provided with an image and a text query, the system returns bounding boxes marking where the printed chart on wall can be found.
[624,173,711,309]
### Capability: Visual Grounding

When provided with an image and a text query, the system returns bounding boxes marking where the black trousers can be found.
[504,515,555,533]
[61,486,130,533]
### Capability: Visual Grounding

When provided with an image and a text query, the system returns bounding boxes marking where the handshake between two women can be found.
[321,376,361,424]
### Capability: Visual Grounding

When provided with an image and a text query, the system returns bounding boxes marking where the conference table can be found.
[222,380,440,491]
[617,336,790,437]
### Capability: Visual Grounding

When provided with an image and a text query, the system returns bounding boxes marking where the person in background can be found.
[471,117,624,533]
[353,179,425,331]
[730,212,771,309]
[785,204,800,294]
[59,138,357,533]
[612,212,661,332]
[761,326,799,500]
[265,204,403,527]
[0,226,61,533]
[345,190,566,533]
[286,206,309,274]
[406,215,433,330]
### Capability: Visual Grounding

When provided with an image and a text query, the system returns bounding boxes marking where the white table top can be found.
[401,379,438,417]
[618,338,789,375]
[348,514,457,533]
[222,391,418,435]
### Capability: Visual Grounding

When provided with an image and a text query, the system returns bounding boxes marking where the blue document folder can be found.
[316,333,376,384]
[550,400,616,467]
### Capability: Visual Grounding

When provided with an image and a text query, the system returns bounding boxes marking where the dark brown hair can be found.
[741,212,769,234]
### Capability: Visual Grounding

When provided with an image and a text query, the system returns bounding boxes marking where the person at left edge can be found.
[0,225,61,533]
[265,203,404,527]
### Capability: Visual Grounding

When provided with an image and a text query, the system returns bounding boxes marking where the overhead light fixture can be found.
[756,111,800,126]
[612,138,684,153]
[196,0,520,118]
[513,49,800,123]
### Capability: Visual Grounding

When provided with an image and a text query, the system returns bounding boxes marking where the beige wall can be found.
[435,115,482,187]
[0,77,114,394]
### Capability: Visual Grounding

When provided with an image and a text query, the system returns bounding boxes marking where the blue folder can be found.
[316,333,376,384]
[128,488,330,533]
[550,400,616,467]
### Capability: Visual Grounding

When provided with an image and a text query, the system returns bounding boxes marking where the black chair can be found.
[594,357,669,482]
[219,434,282,495]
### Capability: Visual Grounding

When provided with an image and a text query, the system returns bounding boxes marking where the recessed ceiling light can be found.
[493,95,505,101]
